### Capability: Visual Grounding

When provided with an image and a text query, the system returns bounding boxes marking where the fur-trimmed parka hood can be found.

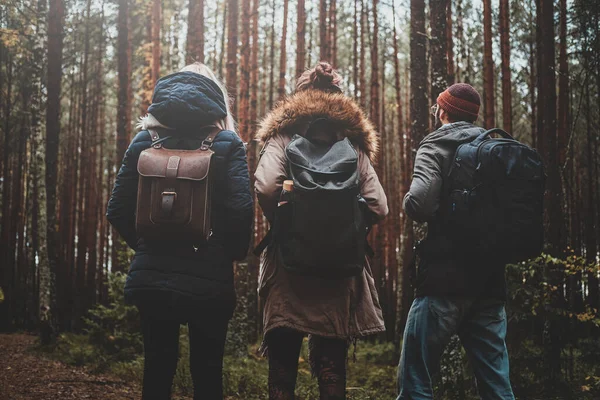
[256,90,380,163]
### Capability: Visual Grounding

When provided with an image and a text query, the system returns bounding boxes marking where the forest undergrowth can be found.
[32,265,600,400]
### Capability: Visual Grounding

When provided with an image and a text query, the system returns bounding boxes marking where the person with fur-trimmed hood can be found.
[254,62,389,400]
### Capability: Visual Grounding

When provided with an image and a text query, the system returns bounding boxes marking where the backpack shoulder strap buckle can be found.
[200,126,222,151]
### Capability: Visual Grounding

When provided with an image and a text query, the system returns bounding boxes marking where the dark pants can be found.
[139,309,229,400]
[267,328,348,400]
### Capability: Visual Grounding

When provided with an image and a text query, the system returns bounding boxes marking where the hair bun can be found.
[296,62,342,93]
[312,62,335,86]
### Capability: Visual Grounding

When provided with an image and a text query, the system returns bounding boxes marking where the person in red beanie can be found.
[397,83,515,400]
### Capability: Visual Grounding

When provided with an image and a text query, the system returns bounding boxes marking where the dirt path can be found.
[0,333,143,400]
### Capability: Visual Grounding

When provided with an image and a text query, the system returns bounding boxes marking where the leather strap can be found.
[161,191,177,215]
[166,156,180,179]
[148,129,160,141]
[199,126,222,151]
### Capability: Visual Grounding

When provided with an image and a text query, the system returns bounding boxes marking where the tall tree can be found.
[226,0,239,115]
[186,0,205,63]
[500,0,512,132]
[277,0,289,100]
[319,0,329,61]
[45,0,65,342]
[296,0,306,78]
[151,0,161,87]
[352,0,359,98]
[359,0,367,108]
[370,0,380,131]
[537,0,564,390]
[117,0,132,166]
[483,0,495,128]
[239,0,251,142]
[557,0,568,165]
[446,0,455,84]
[411,0,428,145]
[329,0,337,66]
[430,0,449,103]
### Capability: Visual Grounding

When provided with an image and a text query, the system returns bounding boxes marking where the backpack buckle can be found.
[161,191,177,215]
[200,136,214,151]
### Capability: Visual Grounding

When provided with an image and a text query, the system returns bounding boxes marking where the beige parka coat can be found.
[254,90,389,342]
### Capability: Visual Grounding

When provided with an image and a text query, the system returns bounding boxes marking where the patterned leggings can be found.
[266,328,348,400]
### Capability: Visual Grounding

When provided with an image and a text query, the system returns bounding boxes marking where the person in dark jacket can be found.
[106,62,253,400]
[397,84,515,400]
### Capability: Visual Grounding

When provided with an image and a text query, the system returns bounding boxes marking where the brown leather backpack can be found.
[136,126,221,245]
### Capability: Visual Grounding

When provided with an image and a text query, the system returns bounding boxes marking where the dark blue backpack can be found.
[444,128,545,264]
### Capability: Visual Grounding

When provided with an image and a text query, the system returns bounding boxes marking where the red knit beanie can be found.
[437,83,481,121]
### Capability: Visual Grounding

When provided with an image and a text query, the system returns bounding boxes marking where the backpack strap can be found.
[199,126,221,151]
[254,229,273,257]
[147,128,172,148]
[471,128,514,146]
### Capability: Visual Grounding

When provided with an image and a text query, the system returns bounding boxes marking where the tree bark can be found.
[370,0,380,131]
[430,0,449,106]
[557,0,568,165]
[329,0,337,67]
[296,0,306,78]
[226,0,239,116]
[238,0,251,142]
[278,0,289,100]
[117,0,132,171]
[186,0,204,63]
[483,0,495,128]
[319,0,329,61]
[151,0,161,87]
[446,0,455,84]
[500,0,512,133]
[45,0,65,339]
[352,0,359,98]
[359,0,367,108]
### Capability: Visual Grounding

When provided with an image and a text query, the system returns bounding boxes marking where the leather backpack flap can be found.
[137,147,214,228]
[137,147,213,181]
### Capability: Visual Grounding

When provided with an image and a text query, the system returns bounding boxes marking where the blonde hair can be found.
[180,62,237,133]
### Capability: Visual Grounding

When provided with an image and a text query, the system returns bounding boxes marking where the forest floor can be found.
[0,332,397,400]
[0,333,150,400]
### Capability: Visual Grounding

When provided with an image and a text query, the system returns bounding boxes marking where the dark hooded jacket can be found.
[106,72,253,316]
[404,121,506,300]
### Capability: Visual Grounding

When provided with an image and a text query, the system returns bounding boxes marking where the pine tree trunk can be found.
[370,0,380,131]
[410,0,428,145]
[296,0,306,78]
[430,0,449,103]
[537,0,563,390]
[218,3,227,76]
[446,0,455,84]
[226,0,239,116]
[250,0,260,126]
[319,0,329,61]
[455,0,464,81]
[557,0,568,165]
[500,0,512,132]
[278,0,289,100]
[45,0,65,337]
[352,0,359,98]
[151,0,161,87]
[329,0,337,67]
[483,0,495,128]
[238,0,251,142]
[0,52,13,332]
[359,0,366,108]
[268,0,275,109]
[186,0,204,63]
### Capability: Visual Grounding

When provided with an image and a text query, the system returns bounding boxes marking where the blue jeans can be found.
[397,296,515,400]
